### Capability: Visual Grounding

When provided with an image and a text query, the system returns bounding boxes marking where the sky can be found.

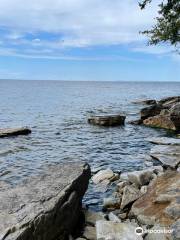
[0,0,179,81]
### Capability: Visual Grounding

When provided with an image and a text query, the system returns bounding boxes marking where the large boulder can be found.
[0,127,31,138]
[131,171,180,228]
[88,115,126,127]
[0,163,91,240]
[120,185,142,209]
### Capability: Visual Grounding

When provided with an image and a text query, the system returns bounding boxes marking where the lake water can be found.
[0,80,179,210]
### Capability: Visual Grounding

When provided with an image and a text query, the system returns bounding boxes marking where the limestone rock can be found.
[84,210,104,227]
[92,169,114,184]
[88,115,126,127]
[0,163,91,240]
[150,145,180,168]
[147,137,180,146]
[140,104,161,120]
[0,127,31,138]
[143,115,177,131]
[128,169,153,187]
[83,226,96,240]
[131,170,180,226]
[121,185,142,209]
[96,220,143,240]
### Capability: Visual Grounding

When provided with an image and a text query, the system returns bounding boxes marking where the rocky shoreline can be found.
[76,96,180,240]
[0,96,180,239]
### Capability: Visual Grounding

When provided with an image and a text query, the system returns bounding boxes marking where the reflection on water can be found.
[0,80,179,210]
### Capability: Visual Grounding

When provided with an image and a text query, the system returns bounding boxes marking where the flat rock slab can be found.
[147,137,180,145]
[0,127,31,138]
[88,115,126,127]
[150,145,180,168]
[96,220,142,240]
[131,170,180,227]
[0,163,91,240]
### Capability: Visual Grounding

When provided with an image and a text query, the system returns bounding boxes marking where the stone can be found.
[120,172,129,181]
[0,127,31,138]
[128,169,153,187]
[158,96,180,106]
[92,169,114,184]
[96,220,143,240]
[140,104,161,120]
[150,145,180,168]
[170,102,180,117]
[84,210,104,227]
[147,137,180,145]
[83,226,96,240]
[171,219,180,240]
[140,186,148,195]
[0,163,91,240]
[108,212,121,223]
[88,115,126,127]
[118,213,127,220]
[131,170,180,226]
[103,197,121,210]
[121,185,142,209]
[143,115,177,131]
[117,181,128,193]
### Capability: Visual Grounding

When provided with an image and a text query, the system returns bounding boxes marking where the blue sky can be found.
[0,0,179,81]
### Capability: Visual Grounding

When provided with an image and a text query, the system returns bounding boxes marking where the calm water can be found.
[0,80,179,210]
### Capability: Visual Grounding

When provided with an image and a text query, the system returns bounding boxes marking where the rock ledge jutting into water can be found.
[0,127,31,138]
[0,162,91,240]
[88,115,126,127]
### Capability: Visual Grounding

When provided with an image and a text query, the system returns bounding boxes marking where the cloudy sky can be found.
[0,0,179,81]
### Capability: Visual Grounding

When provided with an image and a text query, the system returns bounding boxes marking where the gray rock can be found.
[103,197,121,209]
[0,163,91,240]
[83,226,96,240]
[147,137,180,145]
[132,99,156,105]
[88,115,126,127]
[84,210,104,226]
[171,219,180,240]
[120,172,129,181]
[150,145,180,168]
[121,185,142,209]
[96,220,143,240]
[108,212,121,223]
[144,225,172,240]
[92,169,114,184]
[128,169,153,187]
[140,104,161,120]
[140,186,148,195]
[0,127,31,138]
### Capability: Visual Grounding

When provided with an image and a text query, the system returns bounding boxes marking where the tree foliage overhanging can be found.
[139,0,180,49]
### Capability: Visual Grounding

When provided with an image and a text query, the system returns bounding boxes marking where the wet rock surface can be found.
[88,115,126,126]
[147,137,180,145]
[0,127,31,138]
[0,163,91,240]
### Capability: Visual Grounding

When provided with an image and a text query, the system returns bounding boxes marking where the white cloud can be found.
[0,0,177,60]
[0,0,158,45]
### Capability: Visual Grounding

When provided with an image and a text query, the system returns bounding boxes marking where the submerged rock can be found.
[0,163,91,240]
[0,127,31,138]
[131,170,180,227]
[88,115,126,127]
[96,220,143,240]
[132,99,156,105]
